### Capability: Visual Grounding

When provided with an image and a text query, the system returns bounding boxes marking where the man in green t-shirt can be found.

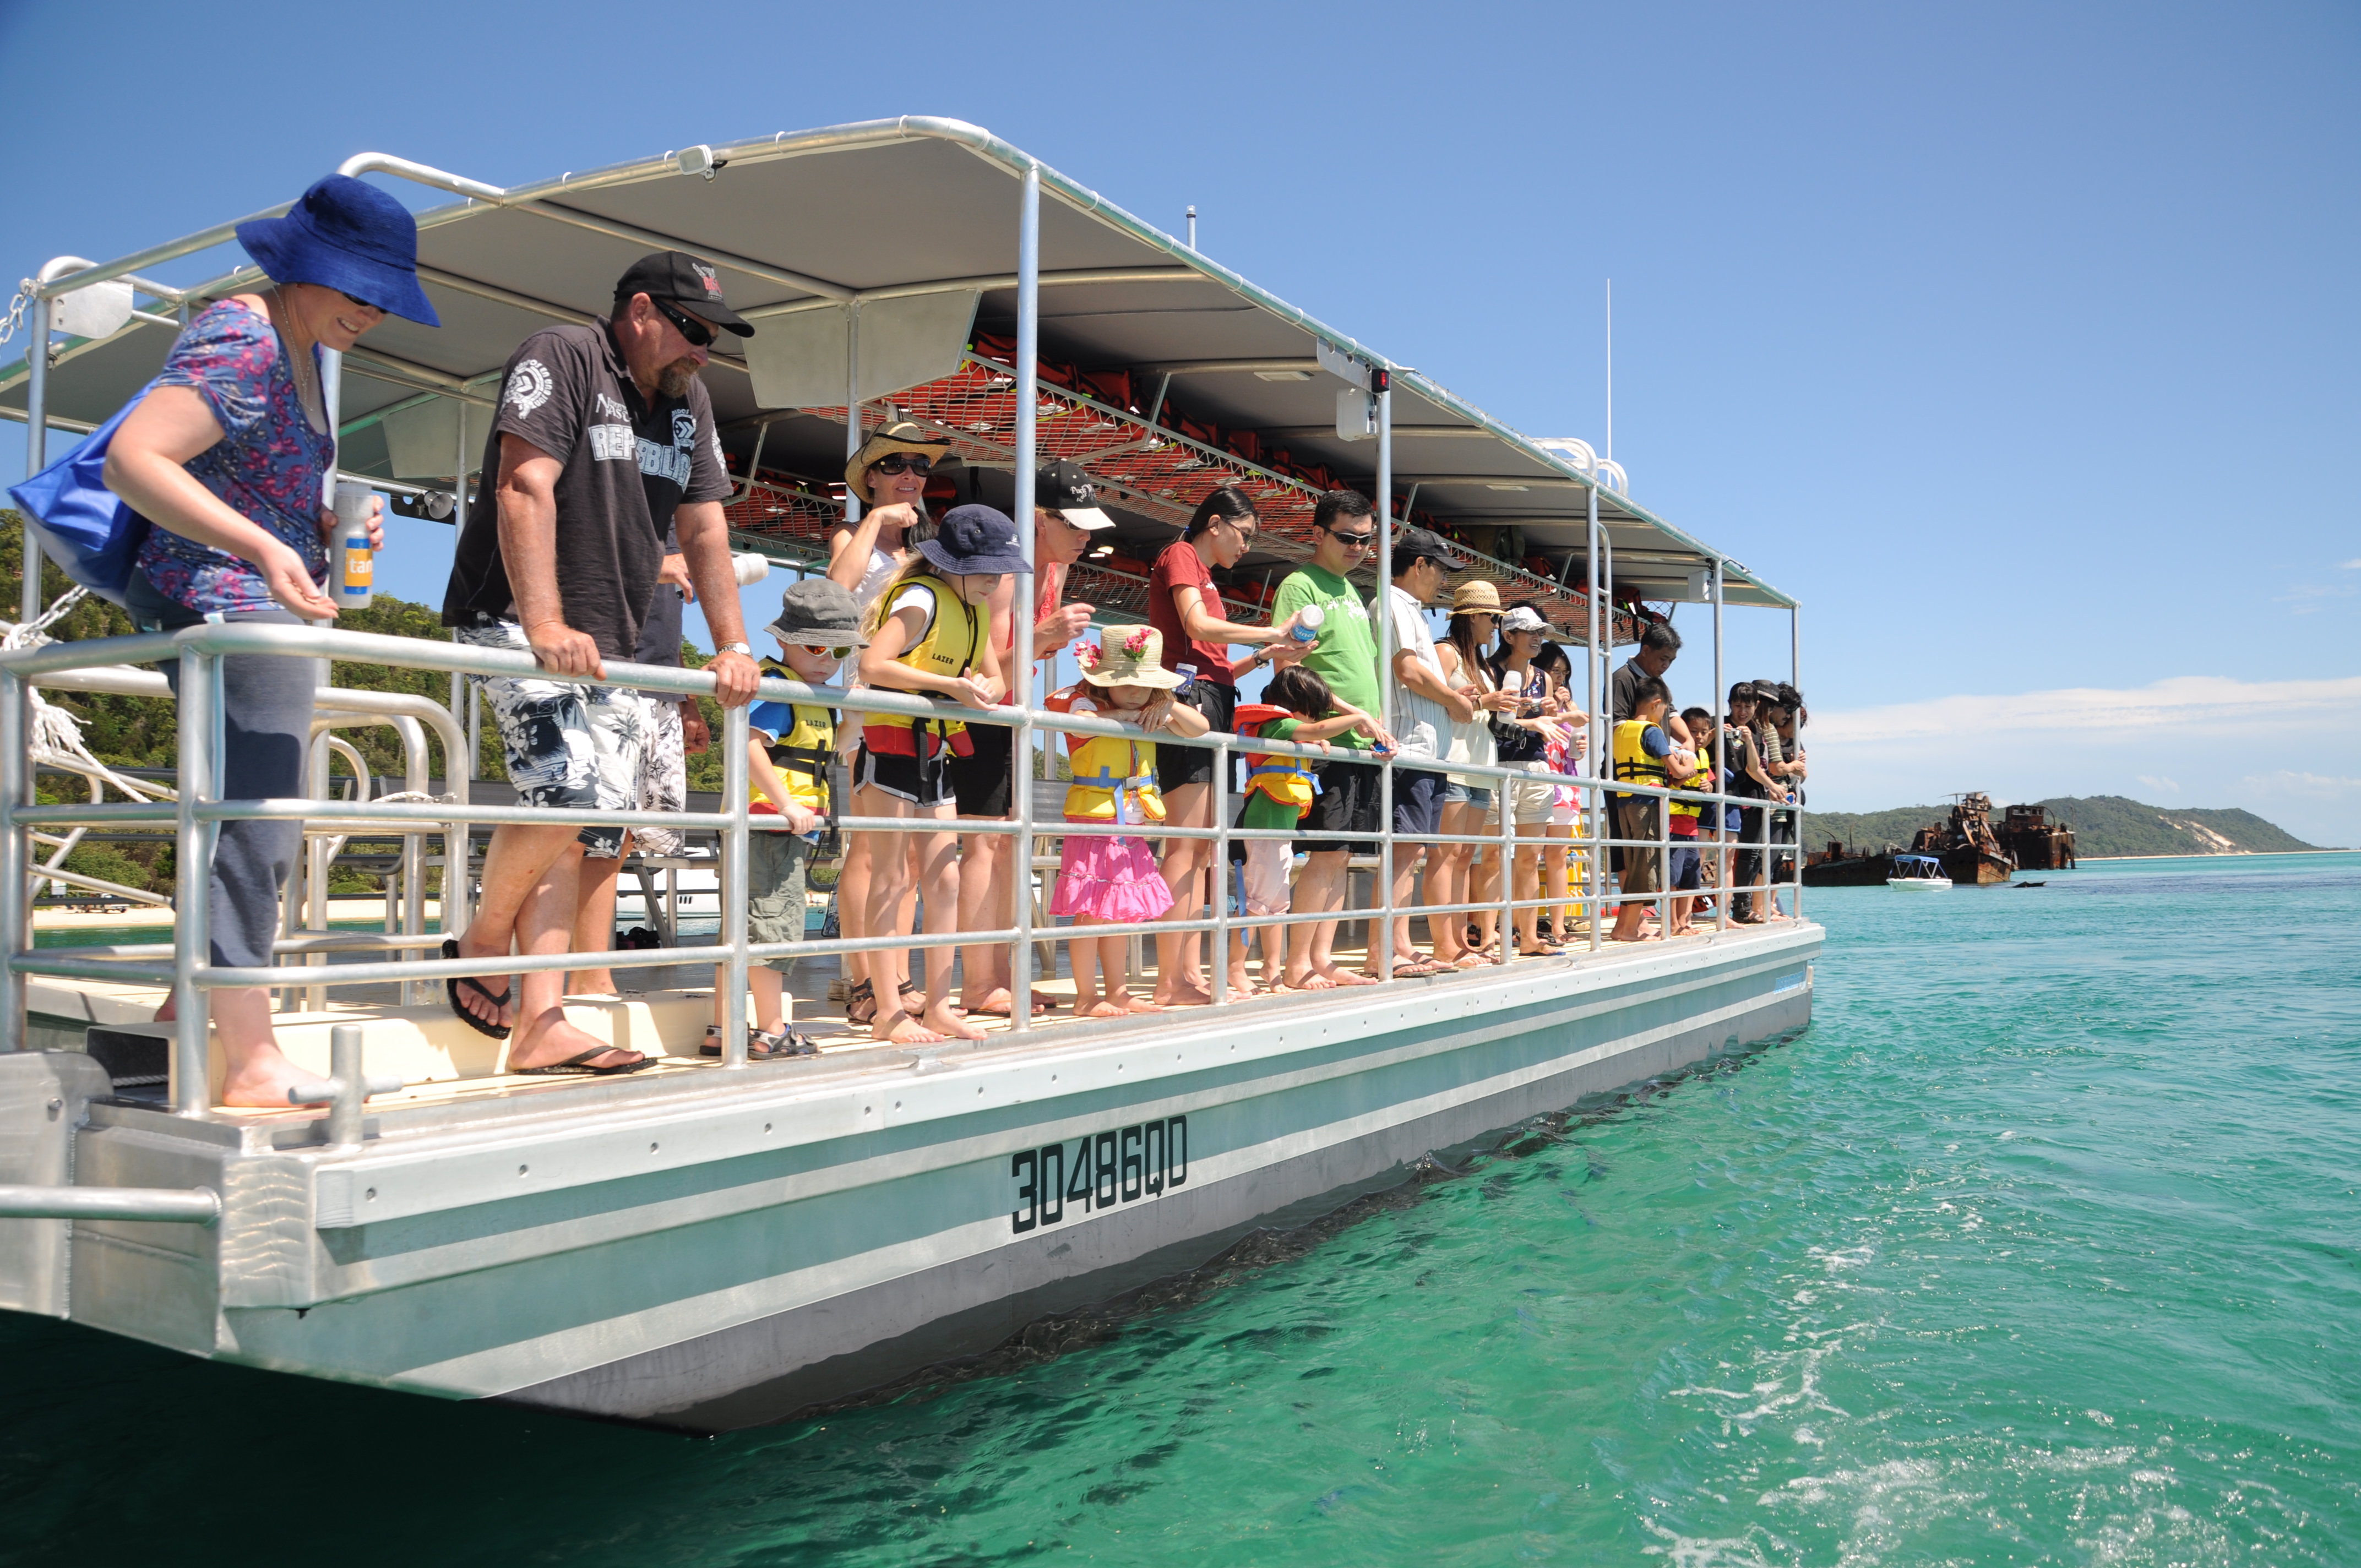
[1269,491,1395,990]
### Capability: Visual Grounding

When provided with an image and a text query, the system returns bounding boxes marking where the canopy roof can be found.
[3,117,1797,630]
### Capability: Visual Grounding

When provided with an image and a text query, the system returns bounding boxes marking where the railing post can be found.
[1791,605,1803,922]
[0,671,29,1053]
[172,646,215,1117]
[1010,159,1040,1034]
[1209,737,1229,1006]
[1374,372,1395,978]
[1497,766,1515,968]
[1712,557,1727,930]
[21,296,50,628]
[721,700,750,1066]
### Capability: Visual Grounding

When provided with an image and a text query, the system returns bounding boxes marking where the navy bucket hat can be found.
[236,175,439,326]
[916,505,1027,577]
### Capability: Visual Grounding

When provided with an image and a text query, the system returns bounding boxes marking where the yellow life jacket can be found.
[1612,717,1671,801]
[754,662,837,813]
[1234,701,1319,817]
[1048,689,1164,823]
[1669,740,1706,821]
[861,574,988,758]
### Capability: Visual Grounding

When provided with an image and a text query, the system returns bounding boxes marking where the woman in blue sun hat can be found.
[102,172,437,1108]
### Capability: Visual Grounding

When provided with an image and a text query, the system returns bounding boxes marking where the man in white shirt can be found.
[1372,528,1477,975]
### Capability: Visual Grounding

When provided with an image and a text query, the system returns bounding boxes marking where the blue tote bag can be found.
[6,382,157,608]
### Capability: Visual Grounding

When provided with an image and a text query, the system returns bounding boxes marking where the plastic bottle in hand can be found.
[331,481,375,609]
[1290,603,1325,645]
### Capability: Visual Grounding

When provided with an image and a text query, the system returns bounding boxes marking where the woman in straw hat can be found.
[103,173,436,1106]
[1432,578,1520,967]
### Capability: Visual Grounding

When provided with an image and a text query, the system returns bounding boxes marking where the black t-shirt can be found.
[633,525,684,666]
[441,320,730,659]
[1611,657,1674,723]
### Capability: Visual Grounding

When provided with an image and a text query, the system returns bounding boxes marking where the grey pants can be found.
[132,581,316,971]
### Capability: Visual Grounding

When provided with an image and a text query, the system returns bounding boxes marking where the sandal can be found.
[513,1046,651,1076]
[442,938,512,1041]
[701,1026,822,1061]
[845,978,877,1027]
[896,982,929,1015]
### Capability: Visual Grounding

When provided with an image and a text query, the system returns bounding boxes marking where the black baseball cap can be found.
[1036,459,1114,530]
[613,251,753,337]
[1392,526,1464,571]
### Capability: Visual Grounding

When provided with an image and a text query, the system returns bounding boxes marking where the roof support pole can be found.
[1009,161,1041,1033]
[20,297,49,626]
[1790,606,1802,922]
[1586,480,1602,952]
[1712,556,1726,930]
[1374,377,1394,981]
[844,305,862,526]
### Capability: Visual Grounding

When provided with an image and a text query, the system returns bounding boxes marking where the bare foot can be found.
[1123,995,1167,1013]
[879,1010,949,1044]
[506,1008,644,1073]
[1225,971,1255,997]
[218,1043,319,1109]
[1319,965,1379,987]
[568,969,619,996]
[1079,999,1129,1020]
[1152,983,1214,1008]
[926,1000,987,1041]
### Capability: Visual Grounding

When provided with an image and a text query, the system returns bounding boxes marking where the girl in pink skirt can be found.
[1047,628,1210,1017]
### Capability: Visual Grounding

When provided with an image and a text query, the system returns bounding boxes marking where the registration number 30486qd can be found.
[1011,1117,1187,1234]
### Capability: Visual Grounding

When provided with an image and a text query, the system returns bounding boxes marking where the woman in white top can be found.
[1433,580,1514,967]
[826,422,958,1029]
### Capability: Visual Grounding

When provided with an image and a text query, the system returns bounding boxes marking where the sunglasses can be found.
[650,297,716,349]
[869,452,935,476]
[1328,529,1375,548]
[798,643,854,660]
[336,290,385,315]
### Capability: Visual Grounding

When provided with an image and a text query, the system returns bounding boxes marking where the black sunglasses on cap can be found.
[869,452,936,476]
[650,296,716,349]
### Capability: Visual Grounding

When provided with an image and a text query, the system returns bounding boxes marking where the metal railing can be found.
[0,619,1804,1120]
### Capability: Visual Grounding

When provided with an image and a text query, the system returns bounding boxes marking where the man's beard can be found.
[656,357,699,398]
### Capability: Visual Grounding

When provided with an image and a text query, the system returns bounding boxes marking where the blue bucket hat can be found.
[235,175,439,326]
[916,504,1028,577]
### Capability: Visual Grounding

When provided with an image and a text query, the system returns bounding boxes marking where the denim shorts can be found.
[459,618,654,859]
[1443,780,1494,809]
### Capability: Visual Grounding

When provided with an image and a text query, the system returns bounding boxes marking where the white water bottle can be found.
[732,552,770,587]
[1290,603,1325,644]
[331,481,376,610]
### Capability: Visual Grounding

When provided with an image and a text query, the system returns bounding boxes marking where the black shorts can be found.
[855,743,955,808]
[1301,756,1381,854]
[1391,765,1444,840]
[1157,680,1235,789]
[948,719,1014,818]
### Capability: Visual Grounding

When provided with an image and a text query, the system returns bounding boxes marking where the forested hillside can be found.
[1808,794,2326,859]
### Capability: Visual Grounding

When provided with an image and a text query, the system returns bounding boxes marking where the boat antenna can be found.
[1604,277,1613,464]
[1187,205,1198,249]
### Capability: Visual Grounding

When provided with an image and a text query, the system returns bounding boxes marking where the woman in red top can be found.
[1143,485,1307,1005]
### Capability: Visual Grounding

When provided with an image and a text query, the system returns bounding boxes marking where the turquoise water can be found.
[2,853,2355,1565]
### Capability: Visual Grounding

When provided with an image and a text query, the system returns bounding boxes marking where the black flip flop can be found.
[442,938,512,1041]
[513,1047,653,1077]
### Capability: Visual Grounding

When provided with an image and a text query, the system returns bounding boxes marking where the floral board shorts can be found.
[459,618,655,860]
[628,697,688,859]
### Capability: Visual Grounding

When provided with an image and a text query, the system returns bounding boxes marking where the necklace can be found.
[268,285,328,435]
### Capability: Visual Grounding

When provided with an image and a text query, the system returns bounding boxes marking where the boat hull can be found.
[1886,877,1951,891]
[17,925,1819,1434]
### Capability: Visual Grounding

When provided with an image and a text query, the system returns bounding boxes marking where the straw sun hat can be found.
[1078,625,1185,690]
[1450,579,1503,614]
[845,420,959,492]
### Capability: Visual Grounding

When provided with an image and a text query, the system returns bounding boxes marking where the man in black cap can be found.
[439,251,761,1072]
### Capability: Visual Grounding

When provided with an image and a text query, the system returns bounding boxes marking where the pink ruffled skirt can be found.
[1051,818,1174,923]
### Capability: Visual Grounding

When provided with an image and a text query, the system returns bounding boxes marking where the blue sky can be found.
[2,1,2354,841]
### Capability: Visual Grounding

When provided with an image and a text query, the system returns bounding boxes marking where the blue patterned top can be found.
[133,298,332,613]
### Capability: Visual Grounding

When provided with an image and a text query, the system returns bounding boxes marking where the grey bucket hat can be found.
[764,577,869,646]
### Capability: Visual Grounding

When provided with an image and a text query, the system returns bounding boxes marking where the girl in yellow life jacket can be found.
[1225,665,1374,995]
[850,506,1019,1046]
[1047,627,1209,1019]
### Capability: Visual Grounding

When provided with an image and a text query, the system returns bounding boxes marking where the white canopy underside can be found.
[2,117,1796,619]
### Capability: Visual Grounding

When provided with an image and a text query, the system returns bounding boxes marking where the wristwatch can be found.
[716,641,752,658]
